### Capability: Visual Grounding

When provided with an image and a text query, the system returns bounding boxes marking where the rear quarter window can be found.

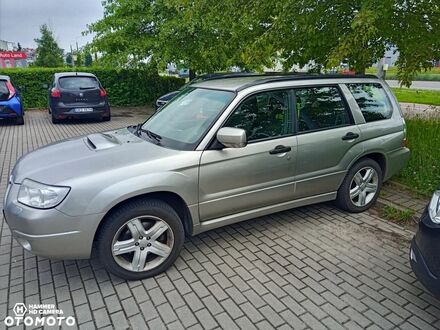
[59,76,99,90]
[348,83,393,122]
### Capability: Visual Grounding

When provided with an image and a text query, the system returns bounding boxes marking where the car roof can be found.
[54,72,97,79]
[191,73,380,92]
[0,75,10,81]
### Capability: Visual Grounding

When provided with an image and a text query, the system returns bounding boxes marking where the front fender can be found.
[86,171,198,215]
[58,170,199,218]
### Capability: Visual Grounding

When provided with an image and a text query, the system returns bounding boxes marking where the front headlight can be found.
[428,189,440,224]
[18,179,70,209]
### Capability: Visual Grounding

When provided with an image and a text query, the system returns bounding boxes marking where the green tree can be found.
[34,24,64,67]
[66,53,73,66]
[84,52,93,66]
[87,0,440,86]
[75,52,83,67]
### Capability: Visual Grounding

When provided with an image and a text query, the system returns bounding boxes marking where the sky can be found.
[0,0,104,51]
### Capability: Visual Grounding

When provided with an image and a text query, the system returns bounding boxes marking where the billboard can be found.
[0,52,28,68]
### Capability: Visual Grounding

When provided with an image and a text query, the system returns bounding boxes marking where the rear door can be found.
[293,85,363,199]
[58,76,101,105]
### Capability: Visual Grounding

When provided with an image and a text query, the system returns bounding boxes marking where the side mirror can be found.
[217,127,247,148]
[42,83,49,89]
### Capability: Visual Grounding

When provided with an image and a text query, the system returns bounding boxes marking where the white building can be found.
[0,40,17,51]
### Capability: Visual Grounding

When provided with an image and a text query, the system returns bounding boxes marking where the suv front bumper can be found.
[3,183,104,259]
[410,208,440,299]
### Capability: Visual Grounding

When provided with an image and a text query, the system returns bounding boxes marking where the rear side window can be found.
[0,81,9,101]
[59,77,99,90]
[295,86,351,133]
[348,83,392,122]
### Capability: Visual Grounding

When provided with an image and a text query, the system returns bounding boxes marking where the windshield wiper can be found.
[79,86,96,90]
[134,123,162,143]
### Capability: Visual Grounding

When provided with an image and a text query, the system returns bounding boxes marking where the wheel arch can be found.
[93,191,194,245]
[351,152,387,179]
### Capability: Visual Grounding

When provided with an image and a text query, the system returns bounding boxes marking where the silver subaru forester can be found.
[3,74,410,280]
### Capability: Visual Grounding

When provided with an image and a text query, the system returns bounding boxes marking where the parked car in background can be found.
[154,72,262,111]
[0,75,24,125]
[4,73,410,280]
[155,90,180,110]
[178,68,189,78]
[410,188,440,299]
[48,72,111,123]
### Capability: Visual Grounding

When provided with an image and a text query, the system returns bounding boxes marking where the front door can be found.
[199,89,297,221]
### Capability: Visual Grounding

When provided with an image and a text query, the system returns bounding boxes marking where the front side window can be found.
[142,87,235,150]
[348,83,392,122]
[295,86,351,132]
[224,90,292,142]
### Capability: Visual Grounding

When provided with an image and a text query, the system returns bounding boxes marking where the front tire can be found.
[97,199,185,280]
[336,158,383,213]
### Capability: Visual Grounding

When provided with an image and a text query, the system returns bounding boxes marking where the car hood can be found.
[11,127,182,185]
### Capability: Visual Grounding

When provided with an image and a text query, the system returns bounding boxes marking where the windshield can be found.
[142,88,235,150]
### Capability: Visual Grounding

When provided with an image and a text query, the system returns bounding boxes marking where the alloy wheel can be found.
[111,216,174,272]
[349,166,379,207]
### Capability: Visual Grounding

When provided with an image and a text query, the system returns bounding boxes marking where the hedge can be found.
[0,67,185,109]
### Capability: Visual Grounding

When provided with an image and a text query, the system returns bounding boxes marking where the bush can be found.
[0,67,185,108]
[394,117,440,196]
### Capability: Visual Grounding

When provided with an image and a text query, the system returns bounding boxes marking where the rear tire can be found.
[336,158,383,213]
[51,113,60,124]
[102,113,111,121]
[97,198,185,280]
[16,116,24,125]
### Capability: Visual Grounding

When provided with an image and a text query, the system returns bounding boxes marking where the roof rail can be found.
[193,72,263,82]
[235,73,378,91]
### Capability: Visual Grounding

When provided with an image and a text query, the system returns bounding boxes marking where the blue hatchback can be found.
[0,75,24,125]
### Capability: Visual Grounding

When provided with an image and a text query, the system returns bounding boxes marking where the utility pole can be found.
[70,44,75,66]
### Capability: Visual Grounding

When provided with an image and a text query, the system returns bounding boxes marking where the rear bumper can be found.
[51,103,110,119]
[384,147,410,181]
[0,97,23,118]
[410,209,440,299]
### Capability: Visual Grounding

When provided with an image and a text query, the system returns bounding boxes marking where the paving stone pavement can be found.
[379,182,428,219]
[1,109,440,330]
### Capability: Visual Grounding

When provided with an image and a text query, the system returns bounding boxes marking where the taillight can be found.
[402,137,408,147]
[5,81,15,100]
[51,88,61,98]
[402,118,408,147]
[100,89,107,97]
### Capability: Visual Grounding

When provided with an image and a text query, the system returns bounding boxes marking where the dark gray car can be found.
[48,72,111,123]
[4,74,410,280]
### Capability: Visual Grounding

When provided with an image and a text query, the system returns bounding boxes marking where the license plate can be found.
[73,108,93,113]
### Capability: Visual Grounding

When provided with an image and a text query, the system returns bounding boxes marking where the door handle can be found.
[269,145,292,155]
[342,132,359,140]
